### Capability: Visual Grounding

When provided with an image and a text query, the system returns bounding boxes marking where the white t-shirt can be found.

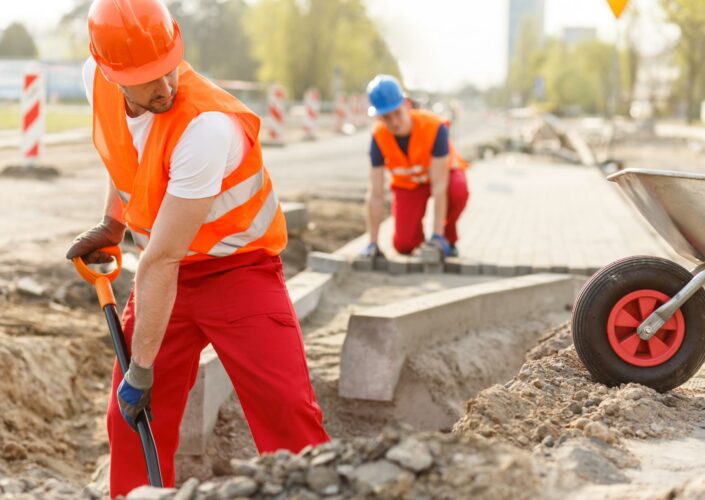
[82,57,247,199]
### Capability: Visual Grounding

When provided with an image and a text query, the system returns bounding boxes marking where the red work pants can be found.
[107,251,329,497]
[391,168,470,254]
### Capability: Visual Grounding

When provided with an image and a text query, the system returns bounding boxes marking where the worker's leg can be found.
[391,184,431,254]
[107,292,207,498]
[444,168,470,245]
[199,254,329,453]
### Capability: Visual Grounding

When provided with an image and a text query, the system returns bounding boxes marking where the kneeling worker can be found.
[361,75,470,258]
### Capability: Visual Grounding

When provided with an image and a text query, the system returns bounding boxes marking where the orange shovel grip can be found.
[72,246,122,309]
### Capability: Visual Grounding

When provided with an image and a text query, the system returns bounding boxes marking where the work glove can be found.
[66,215,126,264]
[360,241,385,259]
[428,233,453,257]
[117,359,153,431]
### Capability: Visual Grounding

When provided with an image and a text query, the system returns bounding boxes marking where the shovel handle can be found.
[72,246,122,309]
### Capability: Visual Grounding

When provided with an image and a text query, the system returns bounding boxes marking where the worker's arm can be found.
[429,155,449,235]
[130,194,214,368]
[104,177,125,223]
[366,166,386,244]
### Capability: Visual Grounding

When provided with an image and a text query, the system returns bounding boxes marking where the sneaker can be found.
[449,245,459,258]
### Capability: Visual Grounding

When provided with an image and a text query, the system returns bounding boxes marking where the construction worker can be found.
[362,75,470,258]
[66,0,329,496]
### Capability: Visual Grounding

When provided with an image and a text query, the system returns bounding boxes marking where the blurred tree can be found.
[169,0,258,80]
[661,0,705,122]
[620,4,641,115]
[504,32,621,115]
[506,16,543,107]
[245,0,400,98]
[59,0,257,80]
[59,0,91,59]
[0,22,38,58]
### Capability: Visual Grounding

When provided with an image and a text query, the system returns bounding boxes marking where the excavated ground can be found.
[6,265,705,499]
[0,197,366,498]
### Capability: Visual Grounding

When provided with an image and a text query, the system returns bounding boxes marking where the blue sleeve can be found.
[370,137,385,167]
[432,124,450,157]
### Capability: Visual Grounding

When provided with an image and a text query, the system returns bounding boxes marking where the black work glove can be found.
[66,215,126,264]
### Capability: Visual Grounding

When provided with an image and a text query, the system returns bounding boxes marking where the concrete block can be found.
[177,346,233,455]
[496,265,517,277]
[408,257,423,273]
[339,274,584,402]
[420,244,442,264]
[281,202,308,235]
[373,256,389,272]
[459,262,481,275]
[515,264,533,276]
[424,263,444,274]
[444,258,461,274]
[287,271,334,320]
[480,264,497,275]
[388,259,409,275]
[353,256,374,271]
[307,252,349,276]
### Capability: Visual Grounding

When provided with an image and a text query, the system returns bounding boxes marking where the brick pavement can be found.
[339,154,677,276]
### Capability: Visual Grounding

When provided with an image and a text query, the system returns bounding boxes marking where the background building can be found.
[507,0,545,70]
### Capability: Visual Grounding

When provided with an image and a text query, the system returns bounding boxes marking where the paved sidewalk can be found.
[340,154,677,276]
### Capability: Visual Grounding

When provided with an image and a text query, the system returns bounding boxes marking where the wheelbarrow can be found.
[572,168,705,392]
[72,246,163,486]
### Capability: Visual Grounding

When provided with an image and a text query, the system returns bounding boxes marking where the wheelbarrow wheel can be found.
[572,255,705,392]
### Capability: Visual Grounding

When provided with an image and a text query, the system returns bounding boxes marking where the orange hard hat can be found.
[88,0,183,86]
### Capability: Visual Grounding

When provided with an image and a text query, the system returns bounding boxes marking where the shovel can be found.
[72,246,163,487]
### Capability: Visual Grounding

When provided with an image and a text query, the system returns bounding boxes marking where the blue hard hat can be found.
[367,75,405,117]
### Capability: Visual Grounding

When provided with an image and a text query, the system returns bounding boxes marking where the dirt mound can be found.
[453,323,705,449]
[0,302,112,483]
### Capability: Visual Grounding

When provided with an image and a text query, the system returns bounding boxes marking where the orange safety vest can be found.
[91,61,287,263]
[373,108,469,190]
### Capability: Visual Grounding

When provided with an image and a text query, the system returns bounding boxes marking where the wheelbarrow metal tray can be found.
[608,168,705,263]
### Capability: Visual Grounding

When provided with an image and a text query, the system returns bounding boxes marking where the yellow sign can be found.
[607,0,629,19]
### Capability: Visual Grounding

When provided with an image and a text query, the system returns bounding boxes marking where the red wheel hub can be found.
[607,289,685,367]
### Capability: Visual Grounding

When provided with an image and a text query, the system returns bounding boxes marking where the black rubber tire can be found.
[572,255,705,392]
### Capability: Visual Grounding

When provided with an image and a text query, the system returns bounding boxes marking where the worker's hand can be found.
[117,359,153,431]
[66,215,126,264]
[428,233,452,257]
[360,242,385,259]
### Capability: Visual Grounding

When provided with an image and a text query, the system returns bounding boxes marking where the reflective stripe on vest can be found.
[205,168,264,223]
[186,188,279,257]
[390,165,426,176]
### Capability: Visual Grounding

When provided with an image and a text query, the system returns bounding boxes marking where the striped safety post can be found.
[302,88,320,139]
[21,66,45,165]
[266,84,286,143]
[334,94,349,133]
[354,94,367,127]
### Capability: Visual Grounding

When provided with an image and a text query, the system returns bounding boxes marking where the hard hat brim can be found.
[93,26,184,86]
[368,97,404,117]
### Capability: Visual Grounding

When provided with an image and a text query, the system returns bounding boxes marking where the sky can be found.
[2,0,674,92]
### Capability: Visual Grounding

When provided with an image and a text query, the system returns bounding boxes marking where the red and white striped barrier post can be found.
[334,94,349,133]
[266,84,286,144]
[302,88,320,140]
[354,94,367,127]
[21,66,45,165]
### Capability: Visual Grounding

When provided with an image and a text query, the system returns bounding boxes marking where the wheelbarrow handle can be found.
[71,246,122,310]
